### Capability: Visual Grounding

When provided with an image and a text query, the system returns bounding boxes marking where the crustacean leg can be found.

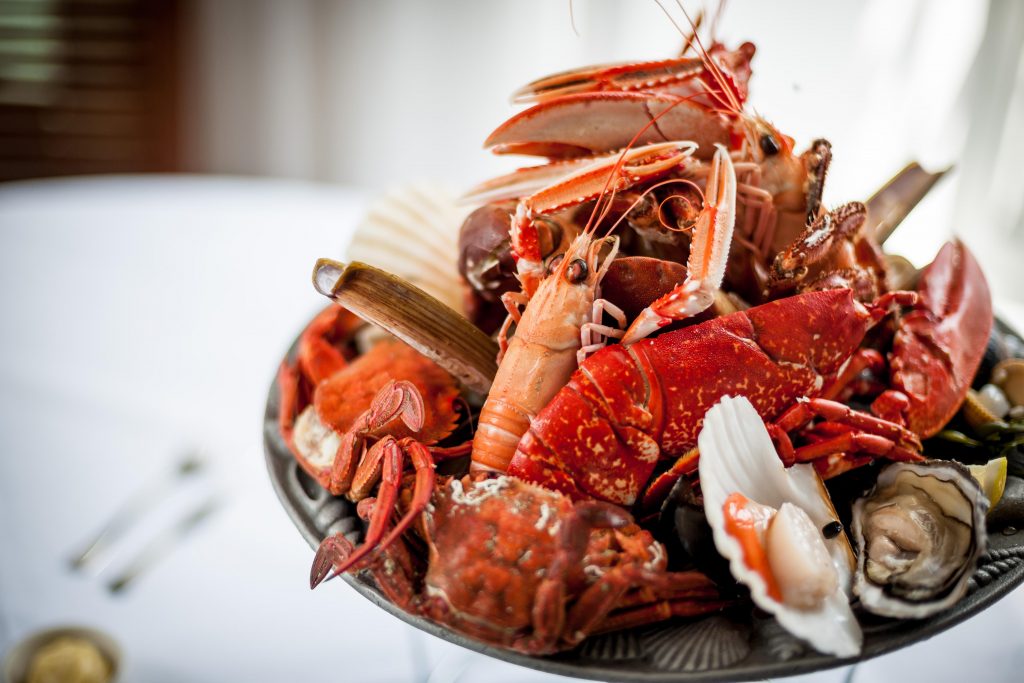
[497,290,530,363]
[311,433,437,585]
[277,306,363,449]
[621,145,737,344]
[325,379,424,494]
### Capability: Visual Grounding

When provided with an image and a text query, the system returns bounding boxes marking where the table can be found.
[1,176,1022,683]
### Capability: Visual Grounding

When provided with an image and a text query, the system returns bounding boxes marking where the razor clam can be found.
[852,460,988,619]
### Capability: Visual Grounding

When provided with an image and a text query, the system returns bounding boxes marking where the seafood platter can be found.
[263,23,1024,681]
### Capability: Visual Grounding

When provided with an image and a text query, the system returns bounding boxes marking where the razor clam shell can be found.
[852,460,989,619]
[866,162,948,244]
[346,184,468,313]
[313,259,498,395]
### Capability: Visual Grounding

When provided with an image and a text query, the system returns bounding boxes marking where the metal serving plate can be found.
[263,322,1024,683]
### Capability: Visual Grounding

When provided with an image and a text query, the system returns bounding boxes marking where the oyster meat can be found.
[852,460,989,618]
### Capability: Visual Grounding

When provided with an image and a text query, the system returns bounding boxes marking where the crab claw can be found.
[622,145,737,344]
[366,380,425,435]
[311,533,355,589]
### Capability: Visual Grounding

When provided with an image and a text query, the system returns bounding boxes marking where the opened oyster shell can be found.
[852,460,989,618]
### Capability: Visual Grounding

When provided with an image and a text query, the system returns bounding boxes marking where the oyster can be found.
[698,395,862,657]
[852,460,989,618]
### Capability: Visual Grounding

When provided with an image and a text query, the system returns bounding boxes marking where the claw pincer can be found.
[873,239,993,437]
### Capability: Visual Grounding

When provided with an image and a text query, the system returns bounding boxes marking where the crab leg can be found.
[621,145,737,344]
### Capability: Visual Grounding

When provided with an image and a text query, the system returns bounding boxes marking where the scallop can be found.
[346,183,468,313]
[698,395,862,658]
[851,460,989,618]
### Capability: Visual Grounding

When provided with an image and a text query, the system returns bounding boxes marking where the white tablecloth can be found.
[1,176,1022,682]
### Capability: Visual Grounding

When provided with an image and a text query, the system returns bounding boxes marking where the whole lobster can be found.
[507,240,992,509]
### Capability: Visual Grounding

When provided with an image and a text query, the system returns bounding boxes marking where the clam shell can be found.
[346,184,468,313]
[962,388,1002,431]
[993,358,1024,407]
[851,460,989,619]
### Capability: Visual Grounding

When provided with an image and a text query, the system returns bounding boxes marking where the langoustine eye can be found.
[564,258,588,283]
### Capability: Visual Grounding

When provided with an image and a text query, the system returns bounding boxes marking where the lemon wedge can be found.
[968,457,1008,510]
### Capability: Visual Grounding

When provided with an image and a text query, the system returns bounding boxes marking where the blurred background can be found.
[3,0,1023,291]
[2,1,1023,682]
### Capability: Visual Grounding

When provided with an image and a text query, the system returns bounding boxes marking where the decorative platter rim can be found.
[263,318,1024,683]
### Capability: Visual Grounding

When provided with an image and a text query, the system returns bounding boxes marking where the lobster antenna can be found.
[582,95,705,240]
[568,0,581,38]
[663,0,743,116]
[679,9,704,56]
[710,0,728,40]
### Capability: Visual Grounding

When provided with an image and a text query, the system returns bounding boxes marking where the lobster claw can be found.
[876,240,993,437]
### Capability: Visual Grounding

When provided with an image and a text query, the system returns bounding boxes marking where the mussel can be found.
[851,460,988,619]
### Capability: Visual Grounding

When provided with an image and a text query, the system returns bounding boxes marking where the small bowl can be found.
[4,626,120,683]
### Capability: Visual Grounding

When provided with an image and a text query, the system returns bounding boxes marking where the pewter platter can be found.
[263,320,1024,682]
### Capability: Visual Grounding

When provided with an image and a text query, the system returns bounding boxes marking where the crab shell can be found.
[698,395,862,657]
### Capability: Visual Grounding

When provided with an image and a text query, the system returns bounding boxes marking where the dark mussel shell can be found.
[973,318,1024,390]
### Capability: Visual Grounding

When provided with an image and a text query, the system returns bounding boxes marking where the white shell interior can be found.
[698,395,863,658]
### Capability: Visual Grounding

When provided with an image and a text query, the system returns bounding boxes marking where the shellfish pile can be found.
[276,26,1023,661]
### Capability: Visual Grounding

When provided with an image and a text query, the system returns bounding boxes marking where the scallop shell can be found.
[643,616,751,671]
[345,184,468,314]
[851,460,989,619]
[698,395,862,658]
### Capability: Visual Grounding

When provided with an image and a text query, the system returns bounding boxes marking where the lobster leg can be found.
[621,146,737,344]
[497,290,530,362]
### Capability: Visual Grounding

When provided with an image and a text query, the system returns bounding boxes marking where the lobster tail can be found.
[511,344,663,507]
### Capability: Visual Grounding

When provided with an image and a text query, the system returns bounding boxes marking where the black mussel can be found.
[974,321,1024,390]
